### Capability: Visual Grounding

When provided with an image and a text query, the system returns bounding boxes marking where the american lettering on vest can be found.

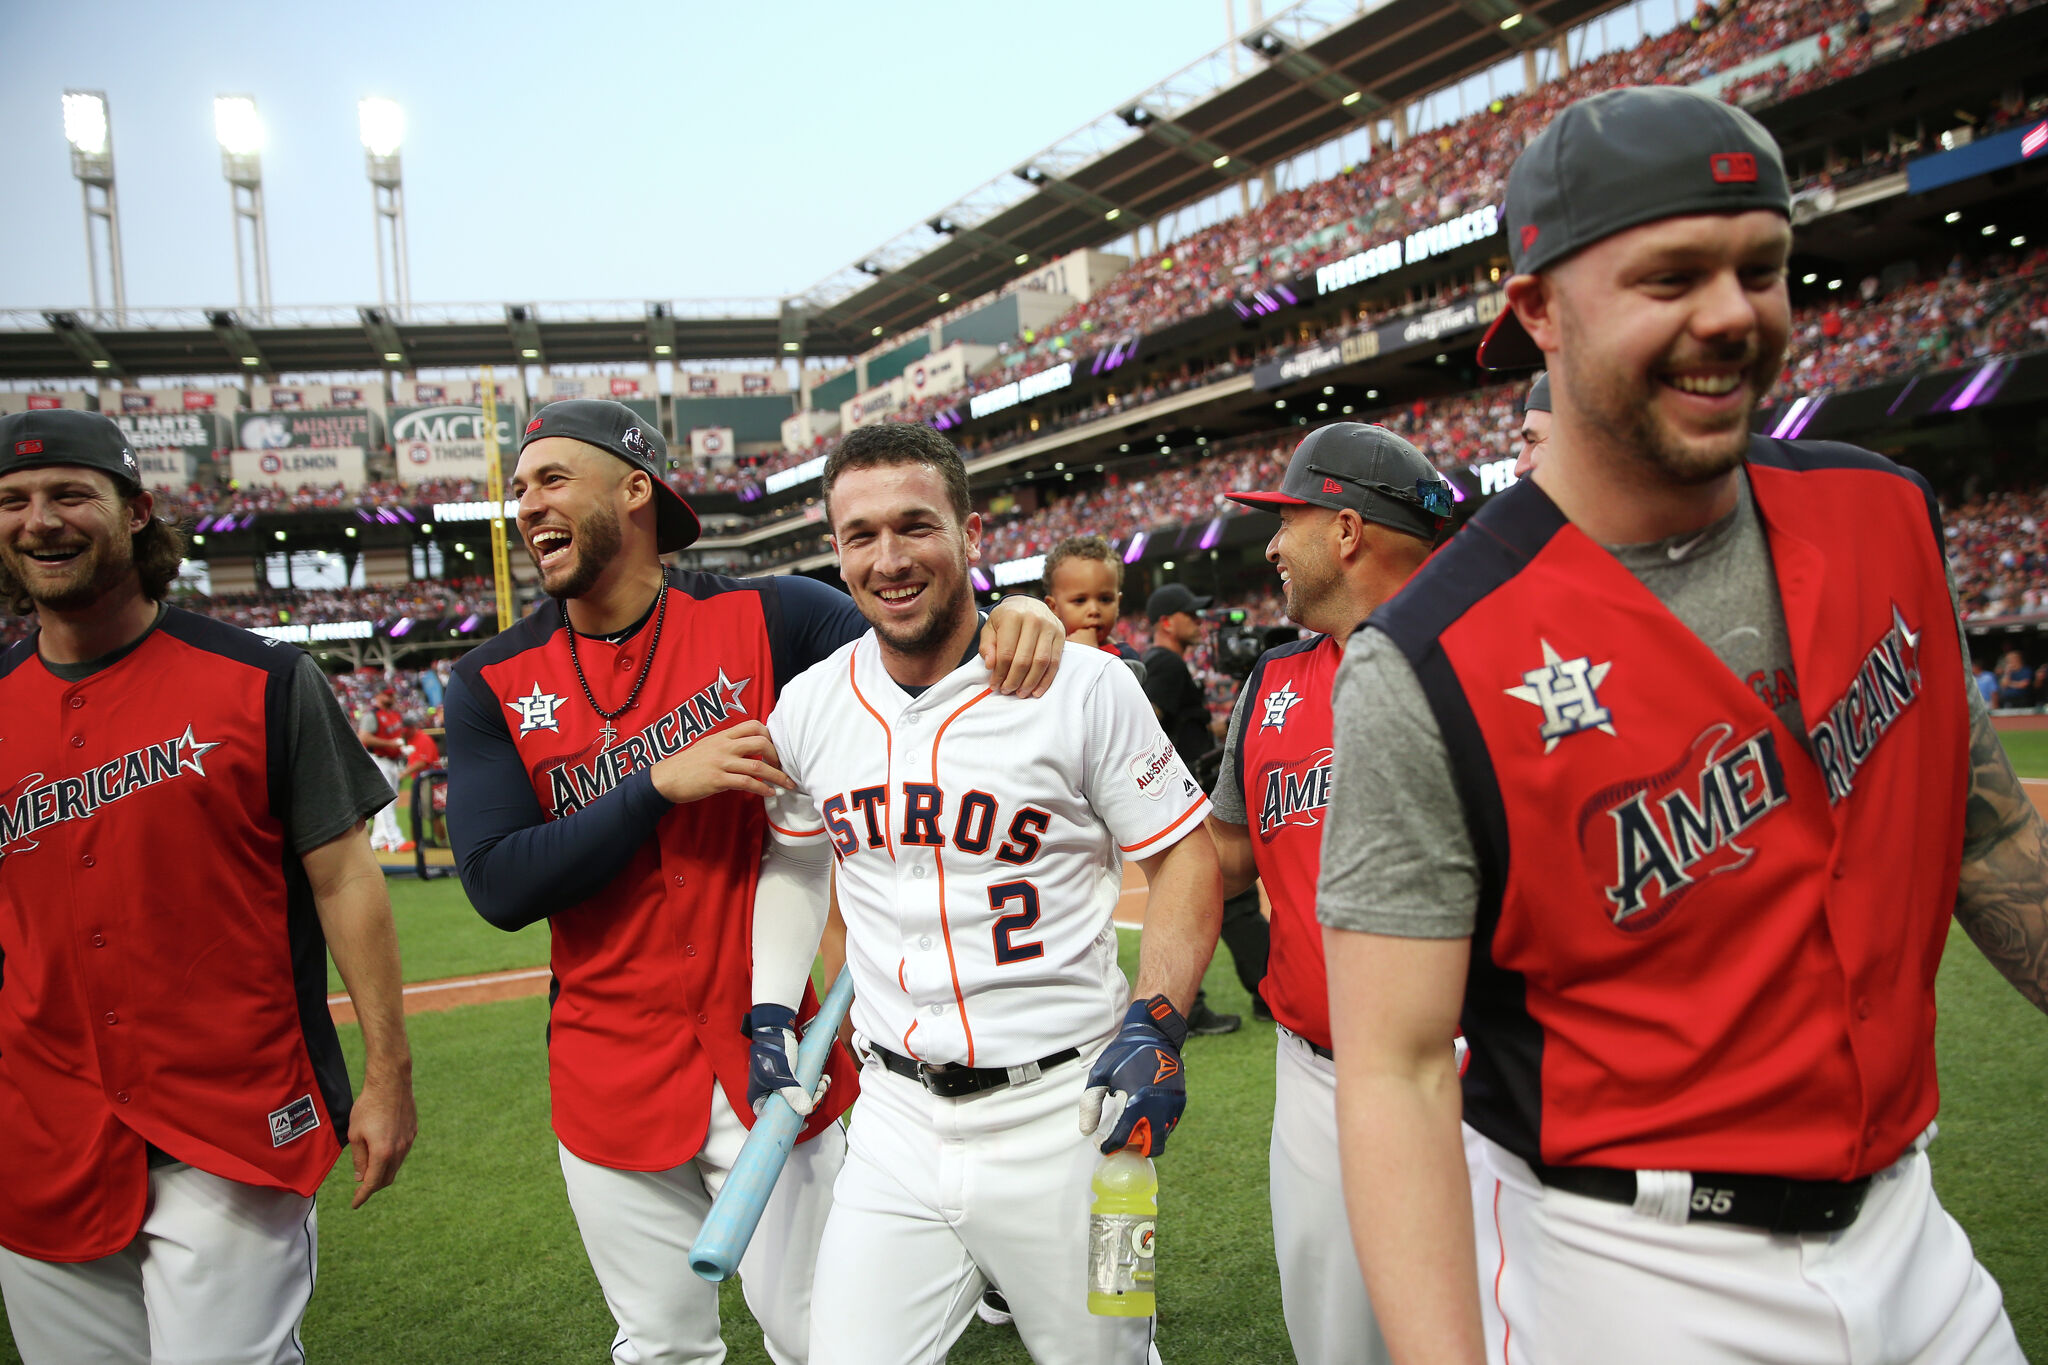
[540,668,751,817]
[0,726,222,860]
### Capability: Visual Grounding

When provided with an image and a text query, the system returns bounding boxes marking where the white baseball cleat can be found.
[976,1287,1014,1327]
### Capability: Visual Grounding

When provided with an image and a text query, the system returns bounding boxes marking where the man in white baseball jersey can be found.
[748,423,1223,1365]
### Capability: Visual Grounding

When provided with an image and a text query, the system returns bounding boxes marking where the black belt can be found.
[871,1044,1081,1098]
[1530,1162,1871,1234]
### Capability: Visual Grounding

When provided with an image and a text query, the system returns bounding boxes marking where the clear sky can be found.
[0,1,1225,312]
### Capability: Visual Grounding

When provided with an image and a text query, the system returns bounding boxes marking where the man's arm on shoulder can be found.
[442,668,671,930]
[302,821,417,1209]
[1325,926,1483,1365]
[1954,681,2048,1013]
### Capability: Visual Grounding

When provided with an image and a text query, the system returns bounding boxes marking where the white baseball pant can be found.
[0,1161,316,1365]
[809,1045,1160,1365]
[558,1084,845,1365]
[1471,1129,2023,1364]
[368,755,404,850]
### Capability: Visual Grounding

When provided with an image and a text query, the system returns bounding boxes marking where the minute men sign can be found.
[389,404,524,486]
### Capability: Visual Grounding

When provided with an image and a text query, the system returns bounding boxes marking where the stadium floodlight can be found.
[1944,211,1962,223]
[62,90,126,322]
[359,98,413,319]
[214,95,272,320]
[1341,91,1363,106]
[1500,13,1524,30]
[1212,154,1232,169]
[358,97,405,157]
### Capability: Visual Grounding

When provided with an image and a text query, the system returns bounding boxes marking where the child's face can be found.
[1045,558,1121,644]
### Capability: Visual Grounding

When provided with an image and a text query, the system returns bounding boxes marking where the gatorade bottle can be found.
[1086,1149,1157,1317]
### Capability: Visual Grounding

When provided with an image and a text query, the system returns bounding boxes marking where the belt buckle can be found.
[916,1064,946,1095]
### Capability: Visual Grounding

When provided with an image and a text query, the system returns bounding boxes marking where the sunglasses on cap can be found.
[1308,463,1456,522]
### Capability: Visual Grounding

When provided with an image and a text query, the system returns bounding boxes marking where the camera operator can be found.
[1207,423,1451,1365]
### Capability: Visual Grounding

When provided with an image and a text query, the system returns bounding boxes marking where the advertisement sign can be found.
[0,391,93,414]
[781,407,841,453]
[235,409,378,451]
[1253,292,1503,390]
[112,411,217,458]
[105,387,241,416]
[1314,204,1501,297]
[1008,248,1129,305]
[967,362,1073,420]
[540,374,655,402]
[388,404,523,486]
[689,427,736,461]
[393,378,521,407]
[682,371,785,397]
[840,377,908,432]
[229,445,367,491]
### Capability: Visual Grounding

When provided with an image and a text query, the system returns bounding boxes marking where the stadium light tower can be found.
[359,97,412,318]
[214,95,272,320]
[63,91,127,324]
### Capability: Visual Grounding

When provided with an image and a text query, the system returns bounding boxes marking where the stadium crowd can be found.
[169,579,499,630]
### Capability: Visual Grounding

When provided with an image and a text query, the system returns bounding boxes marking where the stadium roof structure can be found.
[0,0,1618,381]
[799,0,1615,332]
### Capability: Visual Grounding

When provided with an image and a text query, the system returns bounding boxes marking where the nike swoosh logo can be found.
[1667,531,1713,561]
[1716,626,1761,647]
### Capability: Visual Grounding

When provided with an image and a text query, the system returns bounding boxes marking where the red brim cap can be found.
[1476,304,1544,370]
[1225,490,1313,509]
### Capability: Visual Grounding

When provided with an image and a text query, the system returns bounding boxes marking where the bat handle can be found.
[689,968,856,1282]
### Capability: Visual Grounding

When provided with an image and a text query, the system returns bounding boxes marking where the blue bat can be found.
[690,967,856,1283]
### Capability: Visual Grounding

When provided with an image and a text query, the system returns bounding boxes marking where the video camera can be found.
[1205,608,1302,684]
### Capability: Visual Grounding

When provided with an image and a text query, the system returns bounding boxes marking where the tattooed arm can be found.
[1953,678,2048,1013]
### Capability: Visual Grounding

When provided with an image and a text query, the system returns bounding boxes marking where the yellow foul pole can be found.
[479,366,515,634]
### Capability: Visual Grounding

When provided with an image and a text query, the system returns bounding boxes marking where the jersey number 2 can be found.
[989,881,1044,965]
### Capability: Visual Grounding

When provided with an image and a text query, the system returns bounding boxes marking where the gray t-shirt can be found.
[1210,683,1256,825]
[1317,472,1802,938]
[41,607,394,855]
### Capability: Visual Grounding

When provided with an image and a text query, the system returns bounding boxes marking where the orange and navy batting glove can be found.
[1079,995,1189,1157]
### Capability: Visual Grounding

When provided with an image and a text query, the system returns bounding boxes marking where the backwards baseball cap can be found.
[520,398,701,553]
[1477,85,1792,370]
[0,409,142,494]
[1146,582,1212,621]
[1228,422,1453,543]
[1524,371,1552,414]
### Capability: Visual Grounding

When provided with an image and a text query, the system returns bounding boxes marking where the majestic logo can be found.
[1505,640,1615,753]
[1256,748,1333,841]
[1260,681,1304,730]
[1808,605,1923,804]
[0,727,222,863]
[1578,723,1788,929]
[506,682,566,735]
[540,670,751,817]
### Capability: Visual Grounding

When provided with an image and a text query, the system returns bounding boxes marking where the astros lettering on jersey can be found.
[764,635,1211,1067]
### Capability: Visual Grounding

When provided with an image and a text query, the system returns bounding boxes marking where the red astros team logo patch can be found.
[1576,722,1788,930]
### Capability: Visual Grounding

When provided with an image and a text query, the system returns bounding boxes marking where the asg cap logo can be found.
[524,416,543,435]
[621,426,652,458]
[13,439,43,455]
[1710,153,1758,183]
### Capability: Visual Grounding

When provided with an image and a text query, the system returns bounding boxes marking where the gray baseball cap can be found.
[520,398,700,552]
[1228,423,1453,543]
[1524,372,1552,414]
[0,409,142,494]
[1478,85,1792,370]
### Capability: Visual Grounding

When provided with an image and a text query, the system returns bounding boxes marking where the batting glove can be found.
[746,1004,828,1117]
[1079,996,1189,1157]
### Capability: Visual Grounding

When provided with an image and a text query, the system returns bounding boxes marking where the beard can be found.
[1281,546,1339,633]
[1559,315,1774,487]
[0,528,135,614]
[533,500,623,601]
[865,570,973,660]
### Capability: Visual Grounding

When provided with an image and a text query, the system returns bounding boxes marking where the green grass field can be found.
[1999,727,2048,779]
[5,732,2044,1362]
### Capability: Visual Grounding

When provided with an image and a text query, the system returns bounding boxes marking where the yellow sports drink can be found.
[1086,1149,1157,1316]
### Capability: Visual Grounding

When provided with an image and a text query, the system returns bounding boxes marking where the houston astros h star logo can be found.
[507,683,566,735]
[1260,681,1304,730]
[1505,640,1615,753]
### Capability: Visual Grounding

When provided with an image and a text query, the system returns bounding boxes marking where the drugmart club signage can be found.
[1253,291,1505,391]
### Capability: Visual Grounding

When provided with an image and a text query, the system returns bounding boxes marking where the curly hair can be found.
[1042,534,1122,589]
[0,500,187,618]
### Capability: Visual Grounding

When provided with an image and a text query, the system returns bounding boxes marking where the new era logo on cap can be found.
[525,416,543,434]
[1322,477,1344,495]
[14,440,42,455]
[1710,152,1758,183]
[1520,224,1540,251]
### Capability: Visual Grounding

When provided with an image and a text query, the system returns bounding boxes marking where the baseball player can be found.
[747,422,1223,1365]
[1207,423,1450,1365]
[0,409,415,1364]
[1515,371,1551,478]
[358,683,411,852]
[443,399,1065,1365]
[1319,86,2037,1363]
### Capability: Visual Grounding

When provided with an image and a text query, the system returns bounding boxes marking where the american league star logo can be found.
[1260,681,1304,730]
[1504,640,1615,754]
[507,683,566,735]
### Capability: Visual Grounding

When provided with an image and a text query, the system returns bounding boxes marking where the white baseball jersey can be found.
[765,634,1210,1068]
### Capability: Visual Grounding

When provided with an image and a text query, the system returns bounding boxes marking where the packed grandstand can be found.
[4,0,2046,715]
